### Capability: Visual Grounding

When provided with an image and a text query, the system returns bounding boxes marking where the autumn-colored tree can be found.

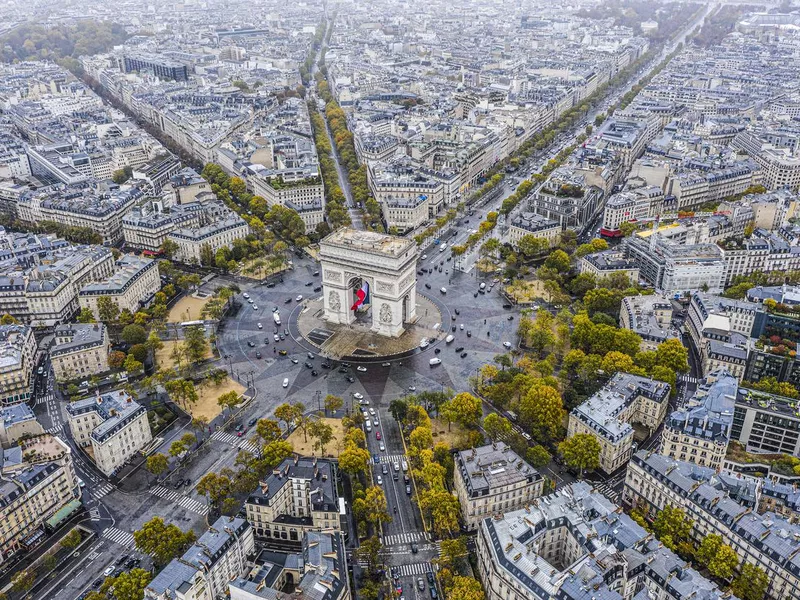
[558,434,600,478]
[519,383,565,442]
[146,453,169,475]
[133,517,196,566]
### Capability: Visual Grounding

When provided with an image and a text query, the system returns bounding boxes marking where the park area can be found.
[155,340,213,371]
[237,257,290,281]
[504,279,552,304]
[189,379,247,421]
[168,294,212,323]
[287,417,345,458]
[430,418,467,448]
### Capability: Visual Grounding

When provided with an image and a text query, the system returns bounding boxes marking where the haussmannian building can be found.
[453,442,544,531]
[0,324,37,406]
[50,323,111,382]
[78,255,160,320]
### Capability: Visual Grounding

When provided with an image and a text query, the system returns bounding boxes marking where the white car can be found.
[408,386,416,392]
[377,475,383,485]
[353,392,364,400]
[369,408,376,416]
[503,341,512,348]
[379,442,386,451]
[362,410,369,418]
[419,338,429,348]
[257,323,263,329]
[243,293,250,299]
[373,418,379,426]
[253,305,258,310]
[357,366,367,372]
[282,378,289,388]
[296,295,303,301]
[421,254,427,260]
[247,298,253,303]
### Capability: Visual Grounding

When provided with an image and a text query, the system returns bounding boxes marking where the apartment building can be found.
[245,456,341,545]
[122,203,206,253]
[381,194,430,233]
[162,168,212,206]
[66,389,153,477]
[0,325,37,406]
[624,450,800,600]
[666,161,762,211]
[528,168,604,231]
[732,131,800,191]
[760,479,800,523]
[146,517,255,600]
[229,531,349,600]
[167,212,249,264]
[368,159,446,221]
[0,403,43,447]
[0,434,78,564]
[619,294,676,351]
[732,386,800,457]
[661,370,737,469]
[50,323,111,382]
[507,212,560,250]
[720,230,800,287]
[453,442,543,531]
[477,480,729,600]
[79,255,160,320]
[567,373,671,474]
[599,185,664,237]
[578,250,639,284]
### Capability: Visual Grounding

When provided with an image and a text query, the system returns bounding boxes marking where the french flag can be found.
[351,281,370,311]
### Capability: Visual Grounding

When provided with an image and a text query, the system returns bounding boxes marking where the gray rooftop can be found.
[455,442,541,498]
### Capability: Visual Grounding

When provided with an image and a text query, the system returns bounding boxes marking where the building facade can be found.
[50,323,111,382]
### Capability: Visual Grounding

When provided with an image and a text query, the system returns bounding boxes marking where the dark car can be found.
[313,286,322,292]
[265,338,270,345]
[305,281,313,286]
[338,367,348,373]
[411,542,418,553]
[266,282,275,288]
[311,370,318,376]
[473,292,478,297]
[431,587,438,599]
[427,572,435,585]
[434,348,441,354]
[93,579,103,588]
[174,479,184,489]
[248,417,258,426]
[347,376,355,383]
[321,362,331,369]
[454,309,460,315]
[116,554,129,566]
[503,303,512,309]
[284,298,292,304]
[247,341,255,347]
[451,325,456,332]
[460,352,468,358]
[305,362,313,369]
[507,315,514,321]
[313,270,320,276]
[425,283,431,289]
[455,346,464,352]
[235,424,244,432]
[255,352,262,359]
[466,331,472,337]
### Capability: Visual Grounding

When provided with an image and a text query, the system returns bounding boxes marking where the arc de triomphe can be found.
[318,228,418,338]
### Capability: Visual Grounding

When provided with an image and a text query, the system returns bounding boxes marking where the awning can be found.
[45,499,83,529]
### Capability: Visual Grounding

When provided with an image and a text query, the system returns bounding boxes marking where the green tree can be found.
[708,543,738,580]
[651,505,693,551]
[558,433,600,477]
[76,307,96,323]
[526,444,551,468]
[261,440,294,468]
[410,426,434,452]
[389,398,409,422]
[731,563,769,600]
[110,568,152,600]
[420,488,461,537]
[182,325,209,363]
[121,324,147,345]
[60,528,82,550]
[308,419,334,455]
[654,338,690,373]
[217,390,241,412]
[122,353,143,375]
[695,533,722,566]
[11,569,35,593]
[324,394,343,415]
[519,384,565,442]
[133,517,196,566]
[448,576,485,600]
[255,419,282,443]
[164,378,198,409]
[483,413,511,441]
[339,443,371,475]
[442,392,482,430]
[274,402,303,431]
[195,472,232,506]
[363,485,392,526]
[544,249,571,272]
[146,453,169,475]
[169,439,189,458]
[97,296,120,322]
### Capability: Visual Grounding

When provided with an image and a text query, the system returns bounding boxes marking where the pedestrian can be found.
[273,347,276,354]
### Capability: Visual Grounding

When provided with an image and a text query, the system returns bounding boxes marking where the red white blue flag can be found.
[351,281,370,311]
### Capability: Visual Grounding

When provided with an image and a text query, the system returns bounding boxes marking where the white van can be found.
[480,282,486,290]
[440,287,447,294]
[429,357,442,366]
[439,244,447,253]
[282,378,289,388]
[445,334,454,343]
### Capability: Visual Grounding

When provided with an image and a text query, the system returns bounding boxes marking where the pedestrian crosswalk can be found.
[678,375,700,384]
[382,531,427,546]
[150,485,210,515]
[36,393,54,406]
[394,562,438,577]
[592,481,621,503]
[92,483,115,499]
[102,527,135,548]
[376,454,406,465]
[45,424,63,434]
[211,430,261,455]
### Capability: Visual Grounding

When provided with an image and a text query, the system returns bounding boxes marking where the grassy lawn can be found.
[168,295,212,322]
[155,340,213,371]
[430,417,466,448]
[287,417,345,458]
[190,379,247,421]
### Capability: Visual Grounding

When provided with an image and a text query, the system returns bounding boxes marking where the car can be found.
[174,477,184,489]
[353,392,364,400]
[507,315,514,321]
[408,386,416,392]
[313,270,320,276]
[296,295,303,301]
[466,330,472,337]
[455,346,464,352]
[285,298,292,304]
[116,554,130,566]
[243,293,250,299]
[338,367,349,373]
[247,298,254,304]
[373,418,379,426]
[454,308,460,315]
[347,376,355,383]
[404,474,410,484]
[377,475,383,485]
[279,350,288,355]
[311,370,318,376]
[321,362,331,369]
[396,585,403,595]
[362,410,369,418]
[434,348,441,354]
[379,441,386,451]
[460,352,468,358]
[460,323,464,330]
[474,292,478,297]
[248,417,258,426]
[431,587,438,599]
[124,558,137,569]
[264,338,271,345]
[451,325,456,332]
[235,424,244,432]
[272,306,279,312]
[382,362,390,367]
[374,454,382,464]
[274,334,280,342]
[266,282,275,288]
[284,329,290,336]
[357,366,367,372]
[503,303,512,309]
[406,484,412,495]
[376,431,382,440]
[425,283,431,289]
[104,566,115,577]
[279,334,285,340]
[419,338,429,348]
[305,281,313,287]
[255,352,262,359]
[411,542,418,553]
[382,464,388,474]
[427,572,435,585]
[253,305,258,310]
[503,341,512,348]
[314,286,322,292]
[418,579,425,591]
[421,254,427,260]
[248,341,256,347]
[369,408,376,416]
[307,352,315,359]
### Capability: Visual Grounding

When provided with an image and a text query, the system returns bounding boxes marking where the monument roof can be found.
[321,228,415,258]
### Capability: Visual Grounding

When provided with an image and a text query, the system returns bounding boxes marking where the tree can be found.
[274,402,303,431]
[420,488,461,536]
[195,472,232,506]
[448,576,485,600]
[123,353,143,375]
[121,324,147,345]
[134,517,196,566]
[654,338,690,373]
[519,384,565,442]
[183,325,209,363]
[146,453,169,475]
[169,438,189,458]
[544,249,571,272]
[518,234,550,258]
[731,563,769,600]
[363,485,392,526]
[308,419,334,455]
[110,568,152,600]
[165,378,198,409]
[389,398,408,422]
[76,307,95,323]
[651,505,693,551]
[97,296,120,322]
[695,533,722,566]
[558,434,600,478]
[526,445,551,468]
[217,390,241,412]
[191,416,210,440]
[708,544,738,580]
[11,569,35,593]
[261,440,294,469]
[442,392,482,430]
[324,394,343,415]
[410,426,434,452]
[339,443,371,475]
[356,536,383,573]
[61,528,82,550]
[256,419,282,443]
[483,413,511,441]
